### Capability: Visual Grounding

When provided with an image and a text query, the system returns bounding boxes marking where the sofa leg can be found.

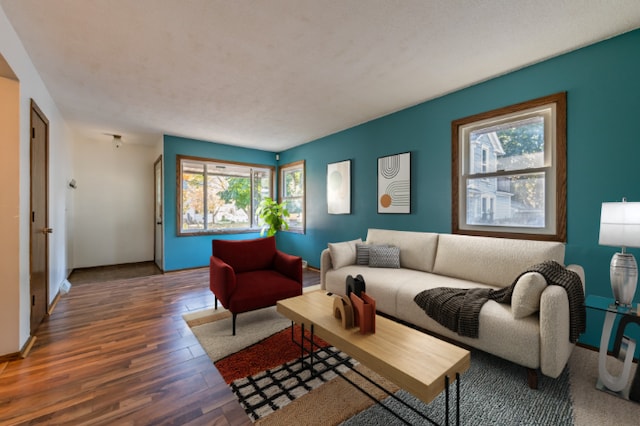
[232,313,237,336]
[527,368,539,389]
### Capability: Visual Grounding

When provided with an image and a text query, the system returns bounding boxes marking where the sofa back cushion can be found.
[432,234,565,287]
[212,236,275,273]
[328,238,363,269]
[366,229,438,272]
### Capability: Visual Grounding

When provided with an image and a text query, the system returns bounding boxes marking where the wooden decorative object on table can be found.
[332,295,354,328]
[350,291,376,333]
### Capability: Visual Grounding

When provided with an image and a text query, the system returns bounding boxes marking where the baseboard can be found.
[0,335,37,363]
[577,341,638,363]
[0,351,20,362]
[20,335,37,358]
[48,290,62,315]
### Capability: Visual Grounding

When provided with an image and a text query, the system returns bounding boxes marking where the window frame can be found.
[176,155,274,236]
[279,160,305,234]
[452,92,567,242]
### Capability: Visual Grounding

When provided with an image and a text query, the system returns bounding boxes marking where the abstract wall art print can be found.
[327,159,351,214]
[377,152,411,214]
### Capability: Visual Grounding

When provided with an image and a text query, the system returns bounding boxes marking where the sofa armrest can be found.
[566,264,585,289]
[320,248,332,290]
[538,264,585,378]
[209,255,236,308]
[274,250,303,284]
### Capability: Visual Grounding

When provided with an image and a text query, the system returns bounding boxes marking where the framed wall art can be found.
[327,159,351,214]
[378,152,411,214]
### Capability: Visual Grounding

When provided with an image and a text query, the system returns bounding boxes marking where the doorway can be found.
[30,100,50,334]
[153,156,163,271]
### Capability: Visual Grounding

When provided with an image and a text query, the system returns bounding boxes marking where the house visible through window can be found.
[452,92,567,241]
[280,160,305,233]
[178,155,273,235]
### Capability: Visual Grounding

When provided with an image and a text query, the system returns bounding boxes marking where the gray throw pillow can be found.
[369,245,400,268]
[356,243,388,265]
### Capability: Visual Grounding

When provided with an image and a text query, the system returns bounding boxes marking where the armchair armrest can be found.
[274,250,303,284]
[209,255,236,308]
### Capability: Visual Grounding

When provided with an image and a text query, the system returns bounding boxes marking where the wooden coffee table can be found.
[277,290,470,425]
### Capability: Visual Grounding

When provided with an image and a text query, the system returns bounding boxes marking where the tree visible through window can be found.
[452,93,566,241]
[178,156,273,235]
[280,160,305,233]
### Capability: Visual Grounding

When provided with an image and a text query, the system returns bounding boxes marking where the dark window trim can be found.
[176,154,275,237]
[451,92,567,242]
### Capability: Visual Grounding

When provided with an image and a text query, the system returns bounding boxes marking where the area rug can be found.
[187,303,577,425]
[183,284,321,361]
[213,325,400,424]
[343,349,574,425]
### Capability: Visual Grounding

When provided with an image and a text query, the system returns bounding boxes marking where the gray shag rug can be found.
[342,349,573,425]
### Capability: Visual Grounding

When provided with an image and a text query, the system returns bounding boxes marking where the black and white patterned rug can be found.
[230,346,357,421]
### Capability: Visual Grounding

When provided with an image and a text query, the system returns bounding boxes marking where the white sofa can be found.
[320,228,585,387]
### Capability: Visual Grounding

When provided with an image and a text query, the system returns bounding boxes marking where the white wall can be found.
[72,136,157,268]
[0,5,73,355]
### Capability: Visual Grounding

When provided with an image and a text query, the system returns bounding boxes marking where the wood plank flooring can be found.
[1,266,293,425]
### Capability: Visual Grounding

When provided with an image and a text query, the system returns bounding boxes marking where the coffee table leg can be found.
[444,374,462,426]
[290,322,317,375]
[456,373,460,425]
[445,376,449,425]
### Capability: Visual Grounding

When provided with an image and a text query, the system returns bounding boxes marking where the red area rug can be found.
[214,325,329,384]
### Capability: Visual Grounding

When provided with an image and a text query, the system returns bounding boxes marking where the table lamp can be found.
[599,198,640,306]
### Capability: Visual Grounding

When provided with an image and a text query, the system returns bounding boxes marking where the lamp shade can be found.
[599,201,640,248]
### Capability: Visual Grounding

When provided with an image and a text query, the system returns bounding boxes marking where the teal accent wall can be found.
[164,29,640,351]
[163,135,277,271]
[278,29,640,351]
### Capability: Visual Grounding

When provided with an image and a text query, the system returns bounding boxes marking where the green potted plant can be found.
[256,197,289,237]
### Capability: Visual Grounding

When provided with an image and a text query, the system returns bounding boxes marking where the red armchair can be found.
[209,236,303,335]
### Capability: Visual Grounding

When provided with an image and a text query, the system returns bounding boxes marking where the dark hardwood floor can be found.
[0,264,320,425]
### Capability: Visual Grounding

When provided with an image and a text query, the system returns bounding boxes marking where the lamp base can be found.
[610,252,638,307]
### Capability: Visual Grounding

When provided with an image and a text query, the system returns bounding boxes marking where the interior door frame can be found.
[29,99,49,334]
[153,155,164,271]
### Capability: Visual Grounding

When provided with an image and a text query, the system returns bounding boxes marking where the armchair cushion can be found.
[212,236,276,273]
[228,270,302,313]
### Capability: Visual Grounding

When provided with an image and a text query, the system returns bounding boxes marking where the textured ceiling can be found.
[2,0,640,151]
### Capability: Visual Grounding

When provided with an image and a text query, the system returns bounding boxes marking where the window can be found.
[452,92,566,241]
[177,155,273,235]
[279,160,305,233]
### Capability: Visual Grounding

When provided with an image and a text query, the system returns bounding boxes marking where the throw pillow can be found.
[355,243,388,265]
[369,245,400,268]
[328,238,362,269]
[511,272,547,319]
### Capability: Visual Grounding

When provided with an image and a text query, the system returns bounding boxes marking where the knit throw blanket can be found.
[413,260,586,343]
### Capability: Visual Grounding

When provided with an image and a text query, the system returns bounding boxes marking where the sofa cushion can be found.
[432,234,565,287]
[369,246,401,268]
[366,229,438,272]
[356,243,388,265]
[511,272,547,318]
[328,238,362,269]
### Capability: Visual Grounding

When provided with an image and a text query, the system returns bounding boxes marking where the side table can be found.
[585,294,640,402]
